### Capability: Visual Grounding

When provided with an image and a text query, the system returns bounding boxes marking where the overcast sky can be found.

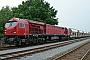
[0,0,90,32]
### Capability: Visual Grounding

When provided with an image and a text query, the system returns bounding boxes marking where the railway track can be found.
[81,49,90,60]
[0,40,62,51]
[0,38,89,60]
[55,39,90,60]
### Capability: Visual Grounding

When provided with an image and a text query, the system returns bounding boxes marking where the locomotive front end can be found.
[4,18,29,45]
[5,21,17,35]
[4,18,18,44]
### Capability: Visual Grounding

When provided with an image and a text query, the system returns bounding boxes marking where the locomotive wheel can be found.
[38,39,42,43]
[59,37,61,41]
[16,38,22,46]
[34,37,38,44]
[31,37,38,44]
[39,38,45,44]
[19,40,22,45]
[60,37,64,41]
[27,38,32,44]
[40,39,43,43]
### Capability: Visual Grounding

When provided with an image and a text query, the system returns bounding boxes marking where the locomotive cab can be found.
[5,21,18,35]
[4,18,29,45]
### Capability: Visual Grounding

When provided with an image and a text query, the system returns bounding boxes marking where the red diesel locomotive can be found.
[4,18,70,45]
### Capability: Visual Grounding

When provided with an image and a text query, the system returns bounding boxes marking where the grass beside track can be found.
[0,40,14,48]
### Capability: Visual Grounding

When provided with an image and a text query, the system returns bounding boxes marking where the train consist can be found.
[4,18,90,45]
[69,28,90,38]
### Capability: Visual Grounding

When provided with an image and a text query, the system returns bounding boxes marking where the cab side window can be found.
[20,23,25,28]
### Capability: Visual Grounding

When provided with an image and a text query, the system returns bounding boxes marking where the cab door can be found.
[18,23,26,36]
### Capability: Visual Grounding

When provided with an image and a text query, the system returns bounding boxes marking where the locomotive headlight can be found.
[5,32,6,34]
[4,30,6,31]
[13,32,16,34]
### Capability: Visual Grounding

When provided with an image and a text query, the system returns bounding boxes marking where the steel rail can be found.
[0,38,88,60]
[80,48,90,60]
[54,40,90,60]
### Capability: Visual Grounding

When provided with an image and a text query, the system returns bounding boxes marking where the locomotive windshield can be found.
[5,21,17,28]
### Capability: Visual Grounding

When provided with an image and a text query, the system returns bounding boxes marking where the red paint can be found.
[4,18,70,36]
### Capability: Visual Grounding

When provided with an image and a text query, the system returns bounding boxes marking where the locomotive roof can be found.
[29,20,44,24]
[15,18,45,25]
[10,18,66,29]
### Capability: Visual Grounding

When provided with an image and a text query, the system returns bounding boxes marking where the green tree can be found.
[0,0,58,38]
[0,6,13,38]
[0,6,13,23]
[12,0,58,25]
